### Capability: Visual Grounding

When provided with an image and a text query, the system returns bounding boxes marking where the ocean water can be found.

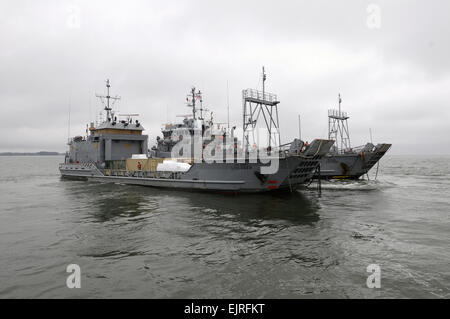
[0,155,449,298]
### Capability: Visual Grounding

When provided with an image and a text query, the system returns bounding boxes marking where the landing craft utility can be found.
[315,94,391,179]
[60,71,333,193]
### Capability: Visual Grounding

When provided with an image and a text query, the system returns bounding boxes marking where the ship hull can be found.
[60,139,334,193]
[60,156,320,193]
[315,143,391,179]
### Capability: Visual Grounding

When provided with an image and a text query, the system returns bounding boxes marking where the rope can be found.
[286,157,293,192]
[375,160,380,180]
[312,140,323,157]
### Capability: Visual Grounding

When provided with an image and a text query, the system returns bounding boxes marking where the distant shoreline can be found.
[0,152,63,156]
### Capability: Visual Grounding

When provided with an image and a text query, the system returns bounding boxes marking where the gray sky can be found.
[1,0,449,154]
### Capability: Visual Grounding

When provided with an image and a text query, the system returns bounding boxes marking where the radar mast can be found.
[328,94,351,152]
[96,79,121,122]
[242,67,281,152]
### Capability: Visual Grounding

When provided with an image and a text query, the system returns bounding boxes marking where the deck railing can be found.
[243,89,278,103]
[328,109,348,119]
[330,144,367,154]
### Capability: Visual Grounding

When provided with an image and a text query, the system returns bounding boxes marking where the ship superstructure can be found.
[64,80,148,168]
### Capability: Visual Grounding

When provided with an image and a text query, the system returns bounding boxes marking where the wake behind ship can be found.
[60,73,333,193]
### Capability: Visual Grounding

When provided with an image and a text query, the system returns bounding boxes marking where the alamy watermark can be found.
[66,5,81,29]
[66,264,81,289]
[169,127,280,174]
[366,264,381,288]
[366,4,381,29]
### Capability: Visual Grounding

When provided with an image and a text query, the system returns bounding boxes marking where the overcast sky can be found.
[1,0,449,154]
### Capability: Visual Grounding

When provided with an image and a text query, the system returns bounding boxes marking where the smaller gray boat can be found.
[316,94,391,180]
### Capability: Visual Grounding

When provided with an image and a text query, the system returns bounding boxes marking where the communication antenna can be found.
[339,93,342,113]
[95,79,121,121]
[227,80,230,130]
[96,111,102,126]
[186,87,208,121]
[186,87,197,120]
[328,93,351,152]
[198,91,209,120]
[89,94,92,124]
[262,66,266,95]
[67,98,71,144]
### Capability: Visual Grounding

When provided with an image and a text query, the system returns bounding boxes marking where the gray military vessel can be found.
[316,95,391,180]
[60,73,333,193]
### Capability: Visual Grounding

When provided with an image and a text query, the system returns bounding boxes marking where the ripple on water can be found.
[0,155,450,298]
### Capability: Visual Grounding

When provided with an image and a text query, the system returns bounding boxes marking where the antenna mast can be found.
[262,66,266,95]
[96,79,121,121]
[242,66,281,152]
[67,98,71,144]
[198,90,204,120]
[328,93,351,153]
[187,87,198,120]
[227,80,230,130]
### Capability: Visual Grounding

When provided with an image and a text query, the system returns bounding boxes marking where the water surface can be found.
[0,155,449,298]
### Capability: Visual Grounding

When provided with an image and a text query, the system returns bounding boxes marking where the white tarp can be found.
[156,160,191,172]
[131,154,148,159]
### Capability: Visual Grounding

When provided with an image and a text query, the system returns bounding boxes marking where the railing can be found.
[328,109,348,119]
[330,144,366,154]
[101,168,185,180]
[67,136,87,144]
[243,89,278,103]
